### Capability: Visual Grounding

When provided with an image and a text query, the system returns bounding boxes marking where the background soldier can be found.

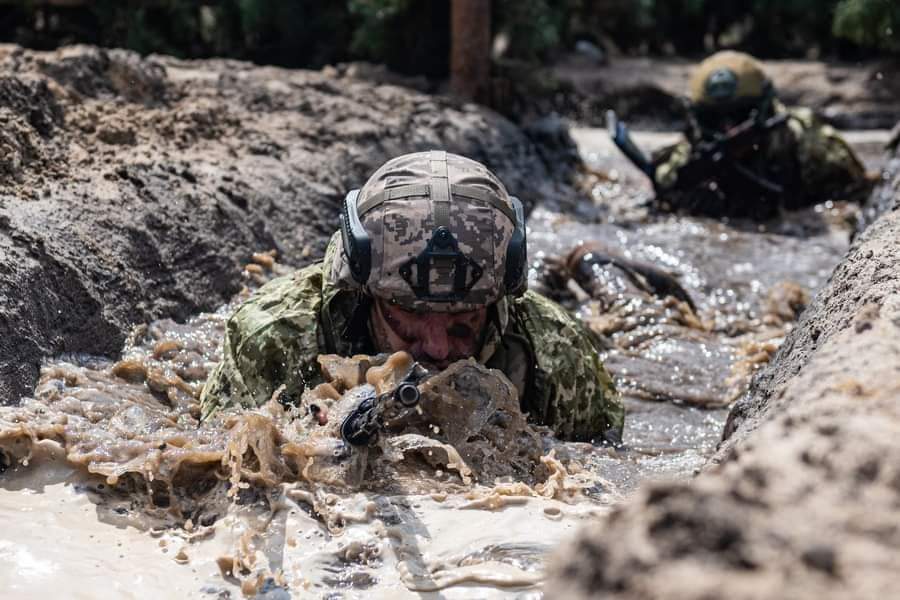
[200,151,624,443]
[653,50,872,219]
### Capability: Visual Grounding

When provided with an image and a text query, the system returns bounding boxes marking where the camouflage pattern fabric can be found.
[335,151,517,313]
[654,103,870,218]
[200,236,350,420]
[200,236,624,443]
[502,290,624,442]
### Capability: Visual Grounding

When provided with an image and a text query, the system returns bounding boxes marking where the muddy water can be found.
[550,127,890,487]
[0,291,609,599]
[0,130,886,598]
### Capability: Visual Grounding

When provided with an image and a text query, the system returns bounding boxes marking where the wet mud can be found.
[514,127,867,494]
[0,44,894,599]
[1,256,601,597]
[553,56,900,130]
[3,128,881,597]
[545,141,900,599]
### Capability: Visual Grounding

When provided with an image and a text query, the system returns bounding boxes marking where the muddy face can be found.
[369,299,488,370]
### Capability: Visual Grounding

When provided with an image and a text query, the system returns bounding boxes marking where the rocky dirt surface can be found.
[0,44,577,405]
[545,147,900,598]
[552,54,900,130]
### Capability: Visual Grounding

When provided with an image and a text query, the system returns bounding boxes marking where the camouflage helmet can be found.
[331,151,527,313]
[688,51,775,136]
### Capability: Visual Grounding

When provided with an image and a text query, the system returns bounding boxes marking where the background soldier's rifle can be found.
[608,109,790,196]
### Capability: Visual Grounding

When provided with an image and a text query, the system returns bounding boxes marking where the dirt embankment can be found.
[0,44,578,405]
[546,148,900,598]
[553,55,900,130]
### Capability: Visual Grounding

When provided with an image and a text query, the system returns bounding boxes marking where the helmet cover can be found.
[331,151,520,312]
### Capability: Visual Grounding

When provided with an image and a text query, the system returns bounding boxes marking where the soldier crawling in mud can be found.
[648,51,872,219]
[200,151,625,444]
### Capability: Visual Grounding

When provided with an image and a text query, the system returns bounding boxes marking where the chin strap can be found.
[477,300,509,364]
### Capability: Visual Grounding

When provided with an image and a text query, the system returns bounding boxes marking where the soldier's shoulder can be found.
[509,290,600,351]
[229,262,326,327]
[786,105,816,124]
[651,137,692,164]
[510,290,573,323]
[783,105,858,156]
[784,105,828,137]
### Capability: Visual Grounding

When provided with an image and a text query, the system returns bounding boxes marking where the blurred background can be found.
[1,1,897,127]
[1,1,896,72]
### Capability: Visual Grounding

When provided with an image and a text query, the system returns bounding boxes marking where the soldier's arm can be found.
[512,291,625,444]
[653,140,693,192]
[652,138,729,200]
[793,111,872,202]
[199,268,325,420]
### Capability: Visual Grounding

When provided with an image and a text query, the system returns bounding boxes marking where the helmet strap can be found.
[344,292,377,355]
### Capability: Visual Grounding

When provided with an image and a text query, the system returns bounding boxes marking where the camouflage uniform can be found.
[201,152,624,443]
[654,52,870,218]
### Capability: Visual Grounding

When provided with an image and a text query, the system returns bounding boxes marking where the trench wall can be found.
[0,45,575,404]
[546,144,900,599]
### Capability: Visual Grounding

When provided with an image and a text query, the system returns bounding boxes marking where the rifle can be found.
[607,110,655,179]
[608,109,790,195]
[340,362,428,446]
[682,112,792,194]
[695,112,788,162]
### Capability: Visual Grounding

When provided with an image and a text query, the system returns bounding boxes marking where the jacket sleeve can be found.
[792,109,871,202]
[512,291,625,443]
[199,266,325,420]
[653,140,694,192]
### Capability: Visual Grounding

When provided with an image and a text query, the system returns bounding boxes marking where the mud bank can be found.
[546,146,900,598]
[554,55,900,130]
[0,44,576,404]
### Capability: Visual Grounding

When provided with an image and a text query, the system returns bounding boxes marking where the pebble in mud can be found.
[543,506,563,520]
[801,544,837,575]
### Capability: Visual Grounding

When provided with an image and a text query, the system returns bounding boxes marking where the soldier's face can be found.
[370,299,487,370]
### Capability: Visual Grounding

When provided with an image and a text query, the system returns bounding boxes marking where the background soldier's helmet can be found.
[687,50,776,137]
[332,151,527,313]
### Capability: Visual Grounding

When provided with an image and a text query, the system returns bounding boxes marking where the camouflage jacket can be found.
[654,103,870,218]
[200,236,625,443]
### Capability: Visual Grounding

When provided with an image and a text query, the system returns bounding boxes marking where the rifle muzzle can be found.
[395,382,420,407]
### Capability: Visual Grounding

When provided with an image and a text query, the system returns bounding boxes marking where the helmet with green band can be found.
[688,51,776,137]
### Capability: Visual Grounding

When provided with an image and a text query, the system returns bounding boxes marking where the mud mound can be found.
[554,55,900,129]
[0,332,550,529]
[38,45,168,104]
[723,156,900,444]
[0,44,577,405]
[544,146,900,598]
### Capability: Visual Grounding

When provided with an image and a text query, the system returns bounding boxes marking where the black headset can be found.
[339,189,528,301]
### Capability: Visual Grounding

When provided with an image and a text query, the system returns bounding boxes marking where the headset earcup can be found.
[504,196,527,295]
[340,190,371,285]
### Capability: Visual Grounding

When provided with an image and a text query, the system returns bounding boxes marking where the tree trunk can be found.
[450,0,491,104]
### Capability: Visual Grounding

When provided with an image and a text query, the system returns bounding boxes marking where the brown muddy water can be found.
[0,129,889,599]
